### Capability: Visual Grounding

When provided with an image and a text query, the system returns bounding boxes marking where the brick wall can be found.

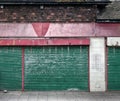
[0,5,97,22]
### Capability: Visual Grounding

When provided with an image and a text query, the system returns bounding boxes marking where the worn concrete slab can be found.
[0,91,120,101]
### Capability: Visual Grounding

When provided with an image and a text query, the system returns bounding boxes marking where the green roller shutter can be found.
[0,47,22,90]
[108,47,120,90]
[24,46,88,91]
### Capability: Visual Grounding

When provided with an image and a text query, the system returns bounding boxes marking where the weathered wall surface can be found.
[0,23,95,37]
[0,23,120,37]
[107,37,120,46]
[89,38,106,92]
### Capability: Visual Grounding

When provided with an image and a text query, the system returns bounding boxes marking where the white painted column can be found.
[89,38,106,92]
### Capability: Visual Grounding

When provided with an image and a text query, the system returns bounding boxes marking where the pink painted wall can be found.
[95,23,120,36]
[0,23,120,37]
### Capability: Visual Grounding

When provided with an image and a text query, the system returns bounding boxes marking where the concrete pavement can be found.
[0,91,120,101]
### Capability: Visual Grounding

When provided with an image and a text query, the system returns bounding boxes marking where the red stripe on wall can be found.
[0,38,90,46]
[22,48,25,91]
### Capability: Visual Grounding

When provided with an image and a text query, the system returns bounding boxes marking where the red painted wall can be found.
[0,38,90,46]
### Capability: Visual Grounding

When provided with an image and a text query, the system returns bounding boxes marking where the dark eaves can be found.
[0,0,110,6]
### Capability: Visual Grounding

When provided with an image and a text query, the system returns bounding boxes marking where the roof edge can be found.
[0,1,110,5]
[96,19,120,23]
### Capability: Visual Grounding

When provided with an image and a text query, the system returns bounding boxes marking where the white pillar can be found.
[89,38,106,92]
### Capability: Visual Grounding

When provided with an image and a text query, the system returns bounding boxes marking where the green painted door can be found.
[0,47,22,90]
[25,46,88,91]
[108,47,120,90]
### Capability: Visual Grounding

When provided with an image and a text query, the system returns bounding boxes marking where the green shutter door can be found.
[25,46,88,91]
[108,47,120,90]
[0,47,22,90]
